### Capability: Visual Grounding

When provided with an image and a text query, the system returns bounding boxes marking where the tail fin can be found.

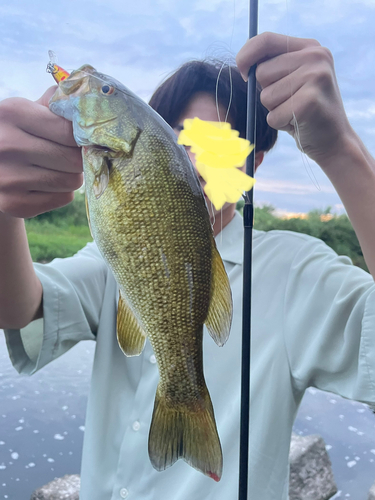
[148,388,223,481]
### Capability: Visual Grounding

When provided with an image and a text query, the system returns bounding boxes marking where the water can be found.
[293,387,375,498]
[0,331,93,499]
[0,330,375,499]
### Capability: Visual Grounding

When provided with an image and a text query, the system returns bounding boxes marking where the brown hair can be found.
[148,60,278,153]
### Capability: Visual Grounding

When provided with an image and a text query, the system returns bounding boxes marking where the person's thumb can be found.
[35,85,58,107]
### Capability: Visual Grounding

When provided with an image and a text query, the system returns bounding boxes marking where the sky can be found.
[1,0,374,214]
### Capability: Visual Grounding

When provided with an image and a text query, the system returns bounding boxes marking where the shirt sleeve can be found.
[283,236,375,406]
[4,242,108,376]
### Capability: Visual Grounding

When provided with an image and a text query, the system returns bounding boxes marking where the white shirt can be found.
[5,211,375,500]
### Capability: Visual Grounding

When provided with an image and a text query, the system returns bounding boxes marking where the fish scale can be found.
[49,64,233,481]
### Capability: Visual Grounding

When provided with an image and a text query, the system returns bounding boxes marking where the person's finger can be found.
[236,32,320,81]
[256,45,333,90]
[0,190,76,219]
[0,125,82,174]
[35,86,58,107]
[256,50,305,89]
[0,162,83,194]
[266,97,294,131]
[259,68,306,112]
[265,84,318,132]
[0,93,77,148]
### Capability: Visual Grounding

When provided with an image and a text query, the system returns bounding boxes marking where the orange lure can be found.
[46,51,70,83]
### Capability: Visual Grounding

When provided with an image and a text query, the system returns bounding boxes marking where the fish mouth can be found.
[49,79,90,107]
[59,65,96,96]
[50,66,95,105]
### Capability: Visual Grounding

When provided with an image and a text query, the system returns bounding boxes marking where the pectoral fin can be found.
[93,160,110,199]
[117,293,147,356]
[205,241,233,346]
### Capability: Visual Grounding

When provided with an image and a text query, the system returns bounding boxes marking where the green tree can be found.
[235,202,368,272]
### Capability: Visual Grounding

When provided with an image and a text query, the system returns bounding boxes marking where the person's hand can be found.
[236,32,353,166]
[0,86,83,219]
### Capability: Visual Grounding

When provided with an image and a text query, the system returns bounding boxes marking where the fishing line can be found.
[214,0,237,240]
[215,59,234,125]
[285,0,321,191]
[215,0,236,124]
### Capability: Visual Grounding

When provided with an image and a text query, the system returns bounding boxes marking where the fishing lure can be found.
[178,118,255,210]
[46,51,70,83]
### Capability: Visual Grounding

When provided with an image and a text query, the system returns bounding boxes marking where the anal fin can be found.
[117,293,147,357]
[205,240,233,346]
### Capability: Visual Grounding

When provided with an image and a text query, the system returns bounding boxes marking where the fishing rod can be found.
[238,0,258,498]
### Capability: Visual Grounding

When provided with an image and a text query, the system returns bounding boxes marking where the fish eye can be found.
[101,85,115,95]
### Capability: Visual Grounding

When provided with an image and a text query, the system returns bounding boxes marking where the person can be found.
[1,31,375,500]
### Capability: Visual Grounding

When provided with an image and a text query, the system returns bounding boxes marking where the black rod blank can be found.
[238,0,258,498]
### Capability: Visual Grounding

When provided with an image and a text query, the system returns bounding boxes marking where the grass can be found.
[25,220,92,263]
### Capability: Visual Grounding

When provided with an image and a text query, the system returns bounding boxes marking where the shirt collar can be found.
[214,211,245,266]
[214,210,264,265]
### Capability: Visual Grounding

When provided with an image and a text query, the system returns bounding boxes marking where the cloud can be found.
[193,0,237,13]
[1,0,374,214]
[255,178,335,195]
[285,0,375,27]
[345,100,375,120]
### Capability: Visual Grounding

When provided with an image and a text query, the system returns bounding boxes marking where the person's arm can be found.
[0,213,43,328]
[317,132,375,278]
[0,87,83,329]
[281,233,375,403]
[236,32,375,278]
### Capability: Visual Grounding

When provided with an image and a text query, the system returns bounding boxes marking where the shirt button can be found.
[132,420,141,431]
[149,354,156,364]
[120,488,128,498]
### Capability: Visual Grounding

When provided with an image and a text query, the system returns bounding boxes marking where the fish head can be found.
[49,64,143,153]
[49,64,202,202]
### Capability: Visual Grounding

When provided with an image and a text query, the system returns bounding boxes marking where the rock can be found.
[289,434,338,500]
[30,435,339,499]
[30,474,80,500]
[369,481,375,500]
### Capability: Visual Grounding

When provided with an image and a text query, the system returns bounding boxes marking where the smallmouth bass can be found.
[49,65,233,481]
